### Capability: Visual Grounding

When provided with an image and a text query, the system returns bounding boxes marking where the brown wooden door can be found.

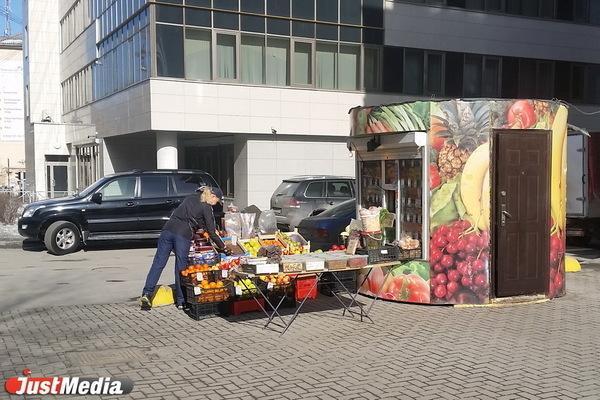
[493,130,550,297]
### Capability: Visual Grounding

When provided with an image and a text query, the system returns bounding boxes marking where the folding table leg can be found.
[330,271,372,323]
[343,268,372,316]
[364,268,394,316]
[280,273,322,336]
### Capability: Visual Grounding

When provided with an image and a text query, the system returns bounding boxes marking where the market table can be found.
[232,261,400,335]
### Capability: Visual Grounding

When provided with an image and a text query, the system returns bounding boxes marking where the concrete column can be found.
[156,132,178,169]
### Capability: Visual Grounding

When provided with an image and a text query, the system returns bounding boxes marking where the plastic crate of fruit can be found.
[186,301,228,320]
[184,284,231,304]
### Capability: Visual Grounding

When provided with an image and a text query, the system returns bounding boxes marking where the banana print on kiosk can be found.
[350,99,568,305]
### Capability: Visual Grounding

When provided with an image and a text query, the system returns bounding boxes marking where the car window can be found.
[304,181,325,198]
[173,173,219,195]
[319,199,356,217]
[327,180,353,198]
[140,175,169,198]
[99,177,136,200]
[274,181,299,196]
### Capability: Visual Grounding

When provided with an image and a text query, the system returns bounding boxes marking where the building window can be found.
[185,28,212,80]
[316,43,337,89]
[340,0,362,24]
[404,49,424,95]
[156,24,185,78]
[482,56,500,97]
[292,0,314,19]
[317,0,339,23]
[425,52,444,96]
[339,45,360,90]
[266,37,289,86]
[240,35,265,84]
[292,41,312,85]
[216,33,237,80]
[364,46,381,90]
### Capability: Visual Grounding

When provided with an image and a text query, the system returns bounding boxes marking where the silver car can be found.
[270,176,355,231]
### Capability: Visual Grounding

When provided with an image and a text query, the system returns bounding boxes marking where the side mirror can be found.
[91,192,102,204]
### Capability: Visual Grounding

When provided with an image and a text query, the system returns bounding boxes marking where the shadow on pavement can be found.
[21,239,158,253]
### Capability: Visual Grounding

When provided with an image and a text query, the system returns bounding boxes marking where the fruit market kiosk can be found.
[347,99,568,305]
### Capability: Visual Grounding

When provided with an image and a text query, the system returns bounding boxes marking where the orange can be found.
[216,281,224,288]
[209,282,217,289]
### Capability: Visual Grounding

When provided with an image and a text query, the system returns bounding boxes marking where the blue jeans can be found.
[142,230,189,305]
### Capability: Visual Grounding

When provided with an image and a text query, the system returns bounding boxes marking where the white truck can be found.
[566,132,600,245]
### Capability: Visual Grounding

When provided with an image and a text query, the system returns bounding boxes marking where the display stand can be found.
[232,261,399,335]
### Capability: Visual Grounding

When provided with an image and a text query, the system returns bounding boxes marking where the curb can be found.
[0,240,23,249]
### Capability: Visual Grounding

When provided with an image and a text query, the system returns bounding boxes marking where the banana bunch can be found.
[460,142,490,231]
[551,106,568,232]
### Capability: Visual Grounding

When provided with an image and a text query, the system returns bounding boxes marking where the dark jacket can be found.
[163,195,225,249]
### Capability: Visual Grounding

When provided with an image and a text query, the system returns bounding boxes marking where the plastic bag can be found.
[240,213,256,239]
[224,212,242,238]
[151,285,174,307]
[258,210,278,235]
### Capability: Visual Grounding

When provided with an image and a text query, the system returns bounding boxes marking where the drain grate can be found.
[66,348,148,366]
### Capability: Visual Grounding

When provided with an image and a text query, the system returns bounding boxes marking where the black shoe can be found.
[140,295,151,311]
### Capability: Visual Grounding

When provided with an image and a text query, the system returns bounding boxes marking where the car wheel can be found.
[44,221,81,255]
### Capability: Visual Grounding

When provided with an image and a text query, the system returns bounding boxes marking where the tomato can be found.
[364,267,386,294]
[384,273,430,303]
[429,164,441,189]
[508,100,537,129]
[331,245,340,251]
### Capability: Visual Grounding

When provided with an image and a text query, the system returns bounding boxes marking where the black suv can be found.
[18,170,223,255]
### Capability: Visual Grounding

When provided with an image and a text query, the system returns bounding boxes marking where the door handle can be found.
[165,199,173,203]
[500,204,511,226]
[126,201,135,207]
[328,201,334,205]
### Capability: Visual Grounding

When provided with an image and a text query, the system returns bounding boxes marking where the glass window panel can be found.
[186,9,211,26]
[518,59,536,97]
[556,0,574,20]
[363,0,383,27]
[506,0,520,14]
[574,0,588,22]
[241,0,264,13]
[156,5,183,23]
[141,176,169,198]
[293,21,315,37]
[133,32,141,82]
[241,15,265,32]
[214,0,237,10]
[267,17,290,35]
[364,47,380,90]
[340,0,361,24]
[293,41,312,85]
[100,177,136,200]
[363,28,383,44]
[340,26,360,42]
[590,1,600,24]
[266,37,289,86]
[571,64,585,100]
[156,24,184,78]
[327,181,353,197]
[185,28,212,80]
[426,53,443,95]
[241,35,265,84]
[536,61,553,99]
[585,65,600,103]
[316,42,337,89]
[305,181,325,197]
[501,57,519,98]
[540,0,555,18]
[383,46,403,93]
[293,0,314,19]
[186,0,210,6]
[267,0,290,16]
[404,49,424,95]
[141,27,150,79]
[554,61,570,99]
[485,0,502,11]
[463,54,482,97]
[217,33,237,79]
[447,0,466,7]
[465,0,483,9]
[482,57,500,97]
[317,0,338,22]
[316,24,338,40]
[214,11,239,29]
[338,45,359,90]
[522,0,539,16]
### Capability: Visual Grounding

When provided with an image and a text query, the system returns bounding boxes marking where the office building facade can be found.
[23,0,600,207]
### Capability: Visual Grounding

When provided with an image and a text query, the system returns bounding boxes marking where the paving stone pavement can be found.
[1,266,599,400]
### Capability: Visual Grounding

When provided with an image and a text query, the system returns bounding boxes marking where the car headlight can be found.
[22,205,45,218]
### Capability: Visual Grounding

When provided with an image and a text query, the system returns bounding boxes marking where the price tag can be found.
[235,286,242,296]
[267,282,274,291]
[381,249,388,255]
[197,272,204,281]
[193,286,202,295]
[222,270,228,278]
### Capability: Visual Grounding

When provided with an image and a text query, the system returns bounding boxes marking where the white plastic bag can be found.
[258,210,278,235]
[224,212,242,238]
[240,213,256,239]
